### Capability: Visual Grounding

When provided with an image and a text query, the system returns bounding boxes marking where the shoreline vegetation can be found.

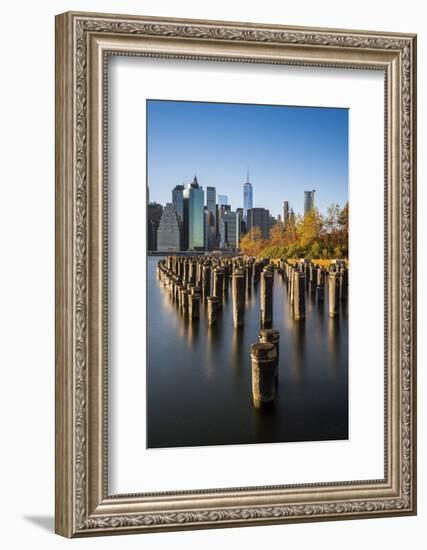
[240,203,349,260]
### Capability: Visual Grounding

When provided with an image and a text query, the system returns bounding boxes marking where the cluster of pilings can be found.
[157,255,348,407]
[278,259,348,320]
[156,255,269,327]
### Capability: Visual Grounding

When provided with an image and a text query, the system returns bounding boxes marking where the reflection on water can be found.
[147,257,348,448]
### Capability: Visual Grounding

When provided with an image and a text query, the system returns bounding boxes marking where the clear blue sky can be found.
[147,100,348,218]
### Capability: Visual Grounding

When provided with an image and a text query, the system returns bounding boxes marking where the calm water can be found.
[147,256,348,448]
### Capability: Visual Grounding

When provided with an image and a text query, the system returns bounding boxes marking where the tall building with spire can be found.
[183,176,205,251]
[243,170,253,223]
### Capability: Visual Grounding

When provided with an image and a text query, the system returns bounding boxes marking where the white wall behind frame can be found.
[0,1,423,549]
[109,56,384,494]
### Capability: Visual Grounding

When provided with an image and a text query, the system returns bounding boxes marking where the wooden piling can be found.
[259,328,280,379]
[188,293,200,320]
[316,268,325,302]
[202,264,211,300]
[250,342,277,405]
[213,267,224,302]
[261,269,273,328]
[207,296,219,326]
[232,269,245,328]
[293,271,305,320]
[328,272,340,317]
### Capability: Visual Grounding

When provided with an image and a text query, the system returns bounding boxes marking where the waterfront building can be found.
[243,172,253,222]
[219,210,240,249]
[183,176,205,251]
[218,194,228,206]
[172,184,184,222]
[236,207,246,235]
[247,207,270,240]
[206,186,217,250]
[147,202,163,251]
[304,190,316,215]
[157,203,180,252]
[172,184,185,249]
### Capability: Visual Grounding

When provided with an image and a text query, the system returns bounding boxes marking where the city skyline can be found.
[147,99,348,218]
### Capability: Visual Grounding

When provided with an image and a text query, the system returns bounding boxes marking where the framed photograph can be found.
[55,11,417,537]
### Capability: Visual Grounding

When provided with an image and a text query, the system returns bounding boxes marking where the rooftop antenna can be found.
[246,168,250,183]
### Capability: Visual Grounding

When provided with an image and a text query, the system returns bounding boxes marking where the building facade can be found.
[304,190,316,215]
[282,200,289,226]
[206,186,217,250]
[172,185,184,222]
[147,202,163,251]
[219,210,240,249]
[183,176,205,250]
[247,207,270,240]
[217,194,228,206]
[157,203,180,252]
[243,174,253,222]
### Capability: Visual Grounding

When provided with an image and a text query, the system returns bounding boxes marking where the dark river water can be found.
[147,256,348,449]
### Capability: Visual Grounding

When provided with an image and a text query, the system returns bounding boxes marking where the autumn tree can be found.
[269,222,286,246]
[242,204,348,260]
[297,208,323,249]
[239,226,266,257]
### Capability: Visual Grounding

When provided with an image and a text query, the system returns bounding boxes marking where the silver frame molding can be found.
[55,11,417,538]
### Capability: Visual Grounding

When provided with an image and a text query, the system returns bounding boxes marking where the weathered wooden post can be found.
[202,264,211,300]
[223,263,230,292]
[260,269,273,328]
[250,342,277,406]
[189,260,196,285]
[316,268,325,301]
[188,293,200,320]
[328,272,340,317]
[289,267,295,304]
[309,263,317,294]
[259,328,280,379]
[207,296,219,326]
[183,259,189,284]
[293,271,305,320]
[232,269,245,328]
[213,267,224,302]
[304,262,310,287]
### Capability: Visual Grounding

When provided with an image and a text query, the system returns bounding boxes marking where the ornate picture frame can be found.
[55,11,417,537]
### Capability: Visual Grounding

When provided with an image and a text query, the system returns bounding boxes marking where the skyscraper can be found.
[247,207,270,240]
[218,194,228,206]
[172,185,184,222]
[304,190,316,215]
[236,207,246,234]
[206,186,217,250]
[243,171,253,222]
[282,201,289,227]
[147,202,163,251]
[157,203,180,252]
[183,176,205,250]
[172,184,185,249]
[219,210,240,249]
